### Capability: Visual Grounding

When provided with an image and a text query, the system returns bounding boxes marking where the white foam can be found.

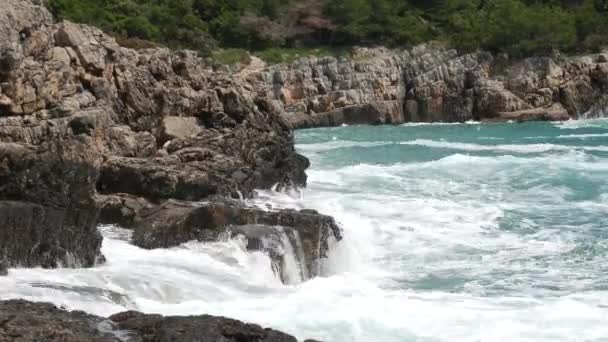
[400,139,608,153]
[3,123,608,341]
[557,133,608,139]
[400,120,481,127]
[296,140,393,153]
[553,118,608,129]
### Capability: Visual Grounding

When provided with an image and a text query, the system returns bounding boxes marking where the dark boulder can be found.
[110,310,298,342]
[0,300,114,342]
[0,300,307,342]
[131,200,342,283]
[97,194,155,228]
[0,201,102,269]
[0,259,7,276]
[0,139,104,270]
[0,138,101,208]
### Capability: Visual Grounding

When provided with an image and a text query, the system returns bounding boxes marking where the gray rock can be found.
[159,116,202,143]
[248,45,608,126]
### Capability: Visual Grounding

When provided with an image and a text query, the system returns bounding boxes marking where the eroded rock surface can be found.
[0,0,311,273]
[249,46,608,126]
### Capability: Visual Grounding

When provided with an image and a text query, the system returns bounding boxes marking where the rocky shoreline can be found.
[2,0,608,340]
[0,299,318,342]
[0,0,336,340]
[247,47,608,128]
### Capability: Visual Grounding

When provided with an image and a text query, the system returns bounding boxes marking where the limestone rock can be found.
[248,45,608,125]
[159,116,202,143]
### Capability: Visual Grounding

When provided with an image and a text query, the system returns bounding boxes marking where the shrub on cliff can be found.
[47,0,216,55]
[45,0,608,60]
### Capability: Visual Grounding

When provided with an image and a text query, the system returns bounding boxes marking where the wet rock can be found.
[97,156,217,200]
[111,310,298,342]
[0,201,103,269]
[0,138,101,208]
[97,194,155,228]
[0,300,305,342]
[229,224,314,283]
[0,259,7,276]
[132,200,342,282]
[0,300,114,342]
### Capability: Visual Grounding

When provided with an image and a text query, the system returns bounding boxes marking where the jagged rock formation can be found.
[130,199,341,283]
[248,46,608,127]
[0,0,338,282]
[0,300,314,342]
[97,195,341,283]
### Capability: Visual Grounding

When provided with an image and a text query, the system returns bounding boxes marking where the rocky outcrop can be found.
[129,200,341,283]
[0,0,320,276]
[0,201,102,269]
[247,47,411,128]
[248,46,608,126]
[0,300,309,342]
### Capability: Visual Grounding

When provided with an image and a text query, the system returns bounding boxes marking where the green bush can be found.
[255,47,351,64]
[211,48,252,65]
[45,0,608,61]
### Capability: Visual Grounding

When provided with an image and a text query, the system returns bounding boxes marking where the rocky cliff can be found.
[247,46,608,127]
[0,0,340,296]
[0,0,342,339]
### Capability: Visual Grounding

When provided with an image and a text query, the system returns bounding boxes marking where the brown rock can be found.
[131,200,342,282]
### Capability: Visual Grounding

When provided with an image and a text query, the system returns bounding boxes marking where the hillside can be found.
[46,0,608,62]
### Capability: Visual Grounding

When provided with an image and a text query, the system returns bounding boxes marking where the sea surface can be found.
[2,119,608,341]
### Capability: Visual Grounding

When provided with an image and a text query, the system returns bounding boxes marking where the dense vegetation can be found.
[46,0,608,61]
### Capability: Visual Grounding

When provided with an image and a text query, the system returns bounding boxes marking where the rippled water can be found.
[2,119,608,341]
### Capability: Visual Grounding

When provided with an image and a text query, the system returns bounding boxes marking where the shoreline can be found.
[1,0,608,340]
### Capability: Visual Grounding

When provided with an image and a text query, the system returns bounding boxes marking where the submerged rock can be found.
[0,300,306,342]
[131,200,342,283]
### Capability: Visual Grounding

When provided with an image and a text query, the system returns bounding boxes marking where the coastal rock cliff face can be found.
[248,46,608,127]
[0,0,340,286]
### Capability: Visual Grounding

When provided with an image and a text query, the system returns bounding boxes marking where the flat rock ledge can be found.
[0,300,321,342]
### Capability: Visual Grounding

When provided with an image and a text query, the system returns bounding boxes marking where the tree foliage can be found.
[46,0,608,58]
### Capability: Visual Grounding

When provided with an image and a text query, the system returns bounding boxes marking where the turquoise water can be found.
[269,119,608,340]
[3,119,608,341]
